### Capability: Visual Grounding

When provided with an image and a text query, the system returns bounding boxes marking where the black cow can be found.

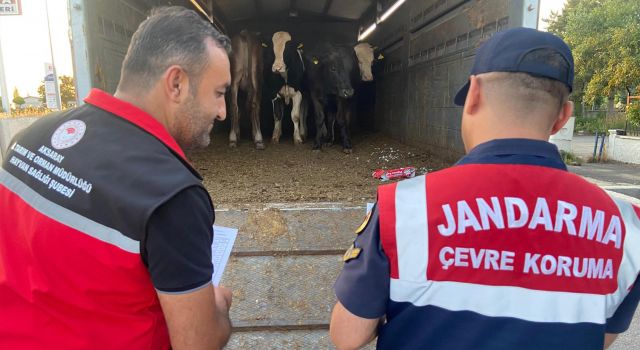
[305,43,360,153]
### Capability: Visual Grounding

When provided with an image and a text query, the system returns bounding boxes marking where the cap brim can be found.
[454,81,470,106]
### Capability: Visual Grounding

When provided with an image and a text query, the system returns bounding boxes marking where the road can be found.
[569,135,640,200]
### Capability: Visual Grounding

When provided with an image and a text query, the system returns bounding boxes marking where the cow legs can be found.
[248,94,265,150]
[312,96,326,150]
[337,98,353,154]
[291,91,303,145]
[272,96,284,144]
[299,95,308,142]
[324,109,336,147]
[228,84,240,148]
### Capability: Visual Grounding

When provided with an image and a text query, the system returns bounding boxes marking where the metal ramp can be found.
[216,203,640,350]
[215,203,374,349]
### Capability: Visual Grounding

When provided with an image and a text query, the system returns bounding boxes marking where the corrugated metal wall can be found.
[70,0,193,96]
[370,0,532,160]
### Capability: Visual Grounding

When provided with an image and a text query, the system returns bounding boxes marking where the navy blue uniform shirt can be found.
[334,138,640,349]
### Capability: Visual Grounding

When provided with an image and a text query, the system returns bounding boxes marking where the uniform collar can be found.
[84,88,188,161]
[456,138,567,171]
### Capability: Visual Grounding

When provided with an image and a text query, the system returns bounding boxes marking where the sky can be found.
[0,0,566,99]
[538,0,567,31]
[0,0,73,98]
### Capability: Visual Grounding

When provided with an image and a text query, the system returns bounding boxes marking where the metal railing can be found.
[625,120,640,136]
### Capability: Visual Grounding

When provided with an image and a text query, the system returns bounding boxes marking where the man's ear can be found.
[164,65,189,103]
[463,75,482,116]
[551,100,574,135]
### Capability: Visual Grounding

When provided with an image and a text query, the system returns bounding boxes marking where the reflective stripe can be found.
[395,176,429,282]
[0,168,140,254]
[607,197,640,317]
[390,278,608,324]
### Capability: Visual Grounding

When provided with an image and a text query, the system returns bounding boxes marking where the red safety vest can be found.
[0,89,206,349]
[378,164,640,325]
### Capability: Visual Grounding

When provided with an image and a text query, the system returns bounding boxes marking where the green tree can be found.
[37,83,45,104]
[12,87,25,108]
[59,75,76,107]
[37,75,77,108]
[546,0,640,115]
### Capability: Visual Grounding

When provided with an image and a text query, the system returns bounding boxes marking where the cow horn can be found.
[297,43,304,49]
[377,53,385,60]
[262,43,268,47]
[312,57,319,65]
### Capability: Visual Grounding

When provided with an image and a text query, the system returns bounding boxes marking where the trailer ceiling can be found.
[211,0,376,22]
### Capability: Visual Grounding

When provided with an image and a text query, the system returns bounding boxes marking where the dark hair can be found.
[118,6,231,91]
[484,49,571,114]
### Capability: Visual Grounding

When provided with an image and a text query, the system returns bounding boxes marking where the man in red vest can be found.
[1,7,232,349]
[330,27,640,350]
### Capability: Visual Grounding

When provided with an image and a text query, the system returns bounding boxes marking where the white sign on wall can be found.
[44,63,59,110]
[0,0,22,16]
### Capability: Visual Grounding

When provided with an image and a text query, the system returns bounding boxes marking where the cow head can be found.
[272,31,292,73]
[314,49,355,99]
[354,43,375,82]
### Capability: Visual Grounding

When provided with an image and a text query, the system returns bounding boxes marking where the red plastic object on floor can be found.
[372,166,416,181]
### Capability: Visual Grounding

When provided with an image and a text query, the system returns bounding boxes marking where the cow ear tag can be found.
[355,211,372,234]
[297,43,304,49]
[377,54,385,60]
[261,43,268,48]
[343,244,362,262]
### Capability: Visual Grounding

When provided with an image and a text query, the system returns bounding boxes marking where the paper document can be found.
[211,225,238,286]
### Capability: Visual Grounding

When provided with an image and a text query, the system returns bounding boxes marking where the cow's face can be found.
[321,52,355,98]
[354,43,374,82]
[272,31,292,73]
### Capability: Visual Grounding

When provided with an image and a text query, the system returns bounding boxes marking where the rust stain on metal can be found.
[240,208,290,244]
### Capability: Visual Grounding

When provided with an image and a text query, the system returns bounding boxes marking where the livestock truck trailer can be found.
[69,0,540,160]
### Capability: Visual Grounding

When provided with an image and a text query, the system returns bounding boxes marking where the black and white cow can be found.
[305,42,377,153]
[266,31,307,144]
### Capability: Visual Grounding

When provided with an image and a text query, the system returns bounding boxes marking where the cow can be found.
[305,42,377,153]
[354,43,375,82]
[267,31,307,145]
[228,30,265,149]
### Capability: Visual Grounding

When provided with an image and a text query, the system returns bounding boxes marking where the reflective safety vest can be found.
[377,163,640,347]
[0,89,207,349]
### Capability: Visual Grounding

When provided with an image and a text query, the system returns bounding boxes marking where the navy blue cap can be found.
[454,27,574,106]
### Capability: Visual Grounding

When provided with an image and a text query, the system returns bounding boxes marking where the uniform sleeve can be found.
[144,186,214,294]
[606,276,640,333]
[334,204,390,319]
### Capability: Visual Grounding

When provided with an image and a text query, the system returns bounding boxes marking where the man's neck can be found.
[114,89,170,131]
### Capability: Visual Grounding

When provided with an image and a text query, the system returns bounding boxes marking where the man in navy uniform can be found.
[330,27,640,350]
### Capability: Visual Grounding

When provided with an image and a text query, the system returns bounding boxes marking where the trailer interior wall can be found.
[369,0,539,160]
[69,0,194,98]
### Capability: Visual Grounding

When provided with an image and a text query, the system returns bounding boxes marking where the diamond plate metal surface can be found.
[224,255,341,326]
[215,207,367,253]
[227,330,377,350]
[227,330,331,350]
